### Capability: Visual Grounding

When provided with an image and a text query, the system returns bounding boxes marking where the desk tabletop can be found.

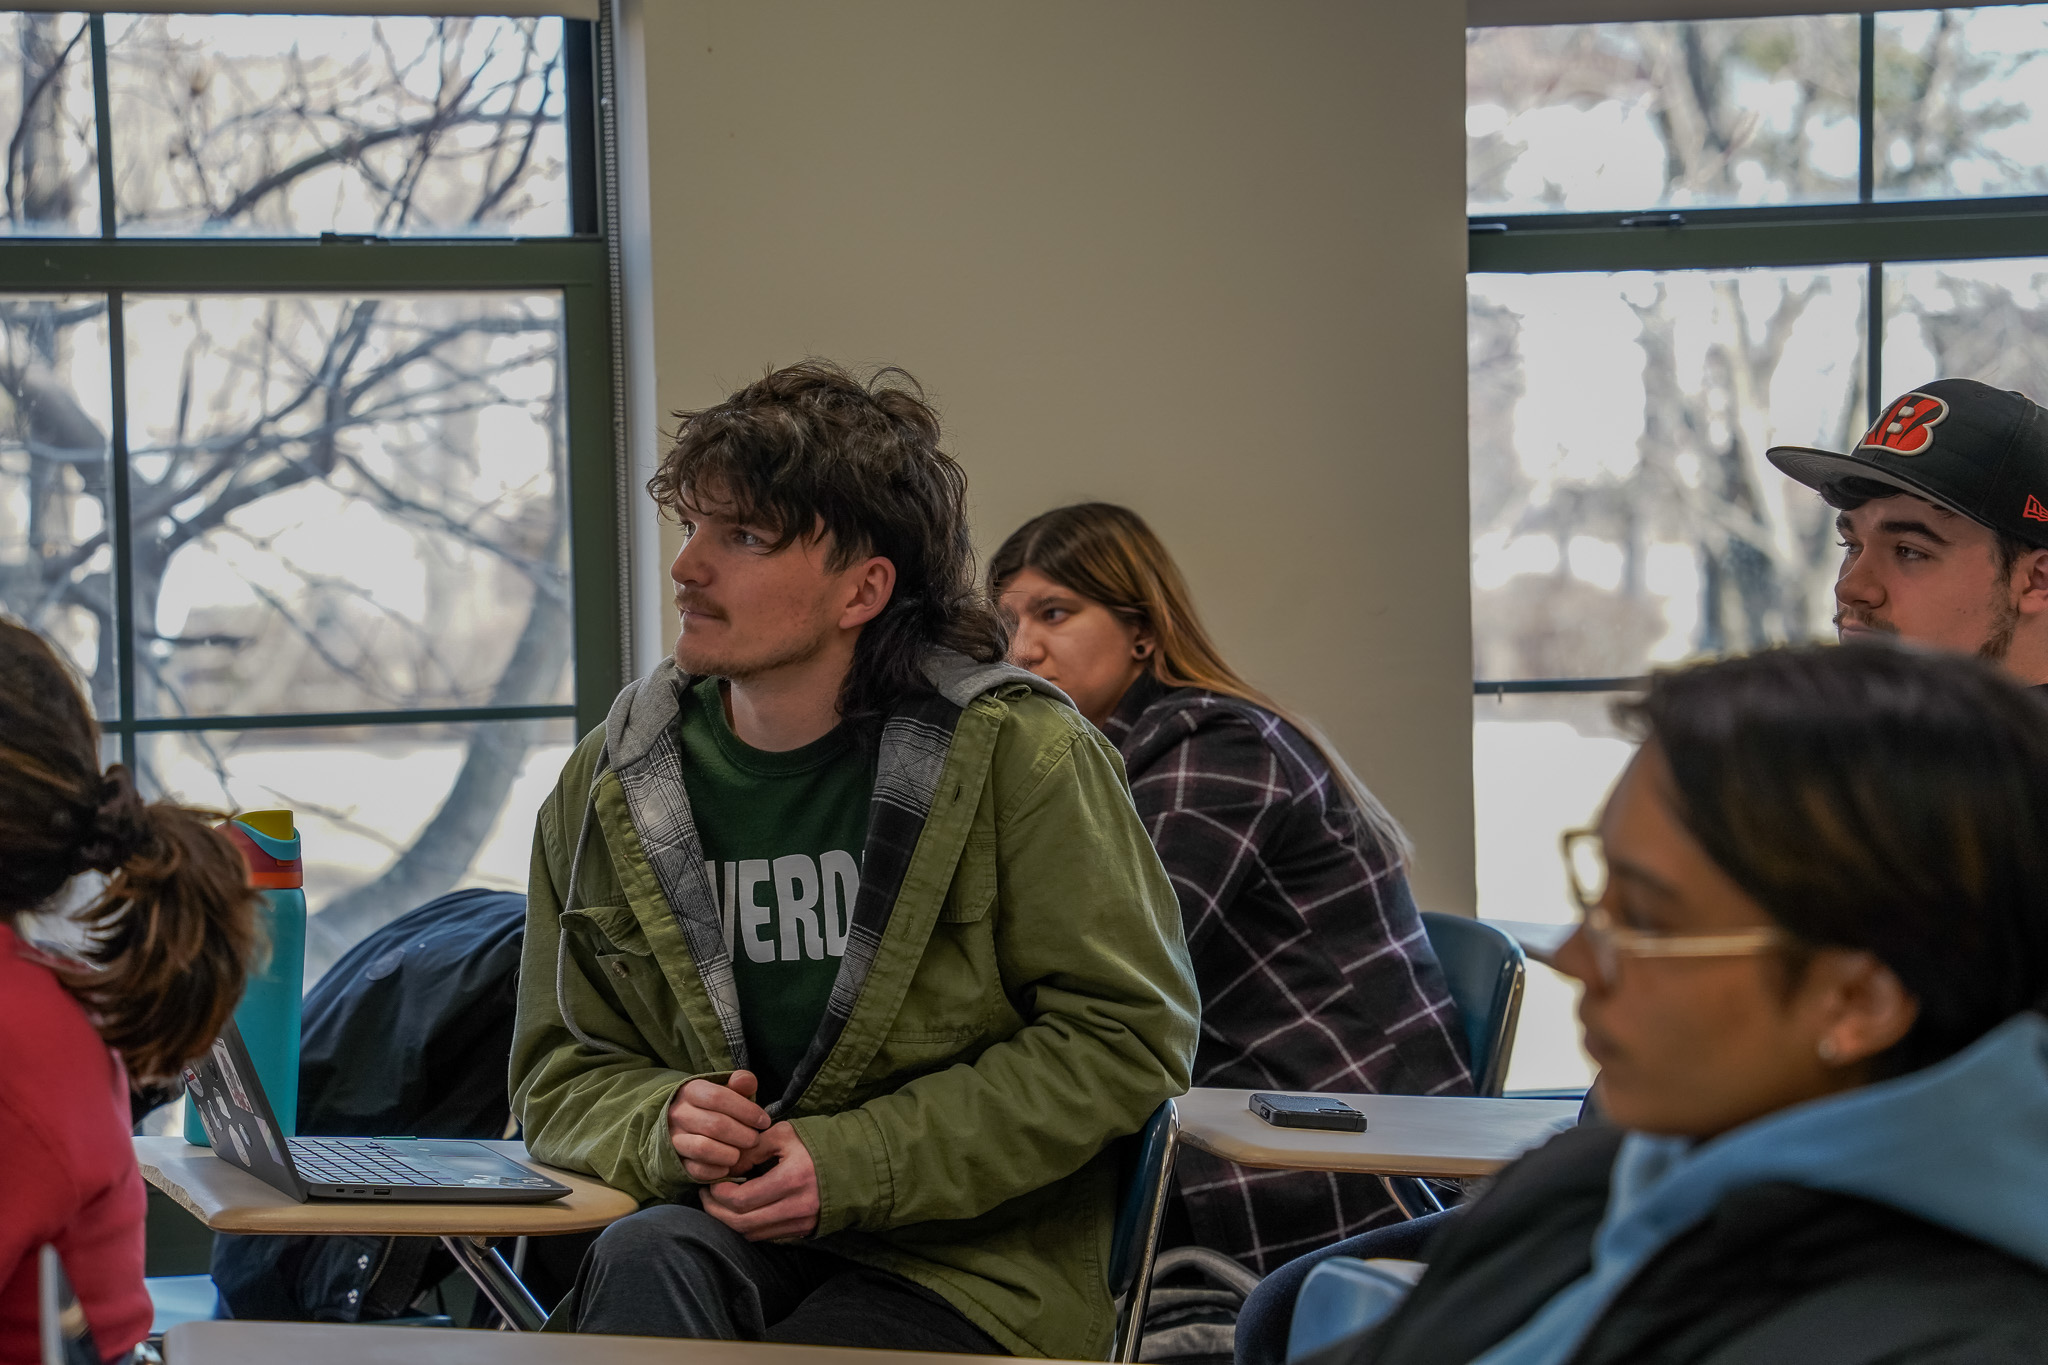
[164,1322,1069,1364]
[133,1137,638,1236]
[1174,1089,1580,1178]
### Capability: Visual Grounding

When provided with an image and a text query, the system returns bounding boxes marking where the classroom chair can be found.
[1109,1099,1180,1361]
[1381,914,1528,1217]
[145,1276,220,1335]
[1109,914,1533,1357]
[1421,913,1527,1099]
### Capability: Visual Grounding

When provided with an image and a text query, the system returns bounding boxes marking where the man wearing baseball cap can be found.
[1768,378,2048,684]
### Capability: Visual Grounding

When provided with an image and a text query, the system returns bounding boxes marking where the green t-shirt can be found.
[675,675,874,1102]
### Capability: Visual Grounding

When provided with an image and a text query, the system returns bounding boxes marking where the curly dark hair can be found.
[648,361,1005,725]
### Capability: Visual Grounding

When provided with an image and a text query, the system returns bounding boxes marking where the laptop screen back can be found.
[180,1021,307,1201]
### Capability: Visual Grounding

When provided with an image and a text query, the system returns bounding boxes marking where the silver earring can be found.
[1817,1037,1843,1064]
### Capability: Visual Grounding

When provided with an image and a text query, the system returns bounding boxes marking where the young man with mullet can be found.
[1768,377,2048,680]
[510,362,1198,1355]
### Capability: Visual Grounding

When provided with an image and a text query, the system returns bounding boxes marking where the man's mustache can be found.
[1833,610,1897,635]
[675,592,724,620]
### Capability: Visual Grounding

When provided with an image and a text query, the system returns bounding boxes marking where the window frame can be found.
[1467,8,2048,696]
[0,12,623,765]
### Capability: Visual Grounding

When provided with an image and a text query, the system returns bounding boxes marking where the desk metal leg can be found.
[439,1235,547,1331]
[1381,1174,1447,1220]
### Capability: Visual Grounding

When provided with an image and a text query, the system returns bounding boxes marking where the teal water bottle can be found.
[185,810,306,1146]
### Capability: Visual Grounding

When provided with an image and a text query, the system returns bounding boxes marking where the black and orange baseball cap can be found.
[1768,378,2048,549]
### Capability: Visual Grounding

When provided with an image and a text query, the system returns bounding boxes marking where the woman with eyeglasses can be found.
[0,621,258,1364]
[1273,642,2048,1365]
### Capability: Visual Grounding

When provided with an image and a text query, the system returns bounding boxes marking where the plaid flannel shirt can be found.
[1101,674,1472,1274]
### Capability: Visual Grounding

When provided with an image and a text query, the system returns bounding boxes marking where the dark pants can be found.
[570,1202,1006,1352]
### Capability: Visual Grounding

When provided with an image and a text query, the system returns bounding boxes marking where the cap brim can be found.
[1765,445,1956,510]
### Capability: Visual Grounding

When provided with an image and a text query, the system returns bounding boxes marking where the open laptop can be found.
[181,1021,570,1203]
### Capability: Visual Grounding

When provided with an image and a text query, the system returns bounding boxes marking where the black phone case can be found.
[1249,1092,1368,1132]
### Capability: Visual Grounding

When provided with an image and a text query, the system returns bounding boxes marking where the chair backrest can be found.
[1420,913,1526,1097]
[1108,1101,1177,1299]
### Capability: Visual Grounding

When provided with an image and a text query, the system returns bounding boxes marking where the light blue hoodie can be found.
[1473,1010,2048,1365]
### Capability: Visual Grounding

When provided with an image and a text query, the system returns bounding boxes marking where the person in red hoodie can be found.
[0,621,257,1364]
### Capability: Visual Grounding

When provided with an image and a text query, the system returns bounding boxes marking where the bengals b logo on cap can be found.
[1860,392,1949,456]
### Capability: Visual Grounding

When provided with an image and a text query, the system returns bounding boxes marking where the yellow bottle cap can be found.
[239,809,295,841]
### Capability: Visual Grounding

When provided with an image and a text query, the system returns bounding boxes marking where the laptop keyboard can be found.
[290,1137,443,1187]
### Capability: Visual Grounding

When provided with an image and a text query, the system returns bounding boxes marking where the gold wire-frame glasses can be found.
[1560,828,1792,985]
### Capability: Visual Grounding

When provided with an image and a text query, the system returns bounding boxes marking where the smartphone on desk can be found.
[1249,1092,1367,1132]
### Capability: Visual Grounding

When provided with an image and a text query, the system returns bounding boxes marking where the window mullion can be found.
[132,704,576,734]
[1859,11,1877,205]
[89,15,114,240]
[1470,211,2048,273]
[89,17,136,766]
[563,281,622,737]
[1473,679,1646,697]
[106,289,135,771]
[0,239,607,292]
[564,19,599,237]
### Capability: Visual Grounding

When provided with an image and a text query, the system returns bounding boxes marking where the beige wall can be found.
[620,1,1476,912]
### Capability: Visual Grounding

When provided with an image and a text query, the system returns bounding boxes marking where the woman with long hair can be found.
[1278,643,2048,1365]
[990,503,1471,1273]
[0,621,258,1363]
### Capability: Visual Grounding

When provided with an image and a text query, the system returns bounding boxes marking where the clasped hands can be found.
[668,1068,820,1241]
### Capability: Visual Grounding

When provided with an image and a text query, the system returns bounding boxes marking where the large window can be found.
[1468,5,2048,1085]
[0,11,619,986]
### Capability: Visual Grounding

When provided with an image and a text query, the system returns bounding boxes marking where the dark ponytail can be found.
[0,621,258,1080]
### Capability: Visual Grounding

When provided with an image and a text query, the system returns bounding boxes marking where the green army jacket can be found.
[510,655,1200,1358]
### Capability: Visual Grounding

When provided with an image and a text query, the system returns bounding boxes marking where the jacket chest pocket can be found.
[938,833,997,925]
[595,951,668,1018]
[562,903,687,1056]
[882,834,1002,1063]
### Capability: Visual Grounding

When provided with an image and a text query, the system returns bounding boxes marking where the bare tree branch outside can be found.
[1466,10,2048,1088]
[1468,12,2048,684]
[0,14,577,984]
